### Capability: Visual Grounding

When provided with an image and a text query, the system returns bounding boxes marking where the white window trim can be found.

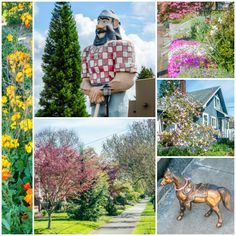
[222,120,225,132]
[214,96,220,109]
[202,112,209,126]
[211,116,217,129]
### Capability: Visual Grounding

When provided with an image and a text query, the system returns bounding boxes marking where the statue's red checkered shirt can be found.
[82,40,137,85]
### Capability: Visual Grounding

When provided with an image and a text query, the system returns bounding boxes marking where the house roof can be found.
[158,86,228,116]
[187,86,220,107]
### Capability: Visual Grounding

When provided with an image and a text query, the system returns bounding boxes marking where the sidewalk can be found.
[157,158,234,234]
[92,199,148,234]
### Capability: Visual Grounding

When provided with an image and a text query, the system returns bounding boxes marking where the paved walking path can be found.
[158,158,234,234]
[92,199,148,234]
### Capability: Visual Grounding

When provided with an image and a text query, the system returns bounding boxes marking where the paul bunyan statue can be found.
[81,10,137,117]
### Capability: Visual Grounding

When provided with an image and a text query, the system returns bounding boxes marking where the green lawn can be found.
[34,213,112,234]
[133,202,156,234]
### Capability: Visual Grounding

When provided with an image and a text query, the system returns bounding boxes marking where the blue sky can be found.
[34,2,156,113]
[157,80,234,116]
[35,2,155,42]
[34,118,147,154]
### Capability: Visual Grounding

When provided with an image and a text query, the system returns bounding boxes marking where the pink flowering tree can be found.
[158,2,203,23]
[34,144,97,229]
[159,91,218,151]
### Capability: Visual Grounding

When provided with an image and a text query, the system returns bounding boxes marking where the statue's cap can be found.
[98,10,120,22]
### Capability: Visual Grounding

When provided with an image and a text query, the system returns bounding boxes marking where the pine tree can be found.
[36,2,88,117]
[137,66,154,80]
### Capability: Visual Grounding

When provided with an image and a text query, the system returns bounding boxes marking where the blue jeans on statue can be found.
[91,92,128,117]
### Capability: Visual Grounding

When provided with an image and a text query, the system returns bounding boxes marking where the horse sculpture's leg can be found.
[204,208,213,217]
[177,201,186,221]
[212,205,223,228]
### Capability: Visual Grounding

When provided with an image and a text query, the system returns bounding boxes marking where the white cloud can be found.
[131,2,155,18]
[75,13,96,50]
[34,3,39,16]
[143,23,156,36]
[34,30,46,54]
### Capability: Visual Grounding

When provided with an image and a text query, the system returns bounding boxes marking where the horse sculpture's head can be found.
[160,168,174,186]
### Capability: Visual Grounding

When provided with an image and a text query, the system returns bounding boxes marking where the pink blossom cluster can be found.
[168,39,209,78]
[159,90,217,150]
[168,2,202,20]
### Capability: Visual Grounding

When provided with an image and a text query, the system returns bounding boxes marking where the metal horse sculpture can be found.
[160,169,231,228]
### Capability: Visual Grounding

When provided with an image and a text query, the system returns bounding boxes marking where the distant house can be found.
[157,84,234,140]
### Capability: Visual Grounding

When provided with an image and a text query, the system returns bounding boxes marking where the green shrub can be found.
[207,5,234,72]
[105,198,118,216]
[67,177,108,221]
[178,67,234,78]
[187,18,210,43]
[157,145,194,156]
[41,210,47,217]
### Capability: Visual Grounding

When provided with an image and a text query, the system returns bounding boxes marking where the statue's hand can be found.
[89,87,104,104]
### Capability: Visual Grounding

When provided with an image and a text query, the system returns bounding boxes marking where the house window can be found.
[211,116,217,128]
[202,113,208,126]
[214,96,220,109]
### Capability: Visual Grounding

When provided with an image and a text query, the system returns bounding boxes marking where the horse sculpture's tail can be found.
[218,187,231,211]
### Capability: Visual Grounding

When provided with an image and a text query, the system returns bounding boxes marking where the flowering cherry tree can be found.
[34,144,97,229]
[159,91,218,151]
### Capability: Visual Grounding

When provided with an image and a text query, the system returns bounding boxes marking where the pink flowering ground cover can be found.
[168,39,210,77]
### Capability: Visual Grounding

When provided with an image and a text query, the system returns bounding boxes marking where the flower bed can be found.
[168,39,210,77]
[2,2,32,234]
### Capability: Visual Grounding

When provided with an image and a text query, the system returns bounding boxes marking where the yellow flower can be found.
[10,122,17,130]
[2,96,7,104]
[21,12,32,28]
[7,34,13,42]
[20,119,33,132]
[2,135,19,148]
[2,108,8,114]
[2,159,11,168]
[6,85,15,97]
[11,112,21,122]
[25,96,32,107]
[2,155,8,160]
[16,72,23,82]
[25,142,33,153]
[18,3,24,9]
[23,64,32,77]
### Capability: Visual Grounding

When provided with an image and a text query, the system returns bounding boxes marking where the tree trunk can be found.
[47,212,52,229]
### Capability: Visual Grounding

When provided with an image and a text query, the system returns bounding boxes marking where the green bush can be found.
[187,18,210,43]
[41,210,47,217]
[157,145,193,156]
[178,67,234,78]
[105,198,118,216]
[67,177,108,221]
[207,5,234,72]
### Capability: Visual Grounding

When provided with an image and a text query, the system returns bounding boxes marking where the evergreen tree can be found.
[159,80,180,97]
[36,2,88,117]
[137,66,154,80]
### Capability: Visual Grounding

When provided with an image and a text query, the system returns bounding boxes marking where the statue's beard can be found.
[93,24,122,46]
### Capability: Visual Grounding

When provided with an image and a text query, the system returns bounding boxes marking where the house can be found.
[157,82,234,140]
[129,78,155,117]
